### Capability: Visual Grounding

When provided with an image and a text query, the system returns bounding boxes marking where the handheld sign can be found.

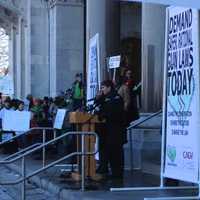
[108,55,121,69]
[2,110,31,132]
[108,55,121,82]
[54,109,66,129]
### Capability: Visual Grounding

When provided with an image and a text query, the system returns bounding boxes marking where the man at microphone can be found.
[95,80,125,182]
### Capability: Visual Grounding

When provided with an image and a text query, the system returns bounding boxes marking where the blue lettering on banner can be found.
[167,9,195,123]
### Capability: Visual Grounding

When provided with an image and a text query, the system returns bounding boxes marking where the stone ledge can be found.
[49,0,83,8]
[0,0,21,15]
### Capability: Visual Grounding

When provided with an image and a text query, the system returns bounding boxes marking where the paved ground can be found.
[0,148,198,200]
[0,185,14,200]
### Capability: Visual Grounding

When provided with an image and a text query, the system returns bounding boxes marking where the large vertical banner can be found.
[87,34,100,105]
[164,7,200,183]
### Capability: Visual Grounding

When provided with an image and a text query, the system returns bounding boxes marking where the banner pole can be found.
[160,7,169,188]
[198,9,200,199]
[113,68,116,83]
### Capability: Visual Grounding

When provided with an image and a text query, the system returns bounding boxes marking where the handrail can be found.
[0,131,97,164]
[127,110,162,171]
[1,151,83,185]
[2,143,41,161]
[0,131,98,198]
[127,110,162,130]
[0,127,56,167]
[0,127,54,146]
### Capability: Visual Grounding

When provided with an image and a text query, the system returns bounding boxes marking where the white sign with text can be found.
[164,7,200,183]
[108,55,121,69]
[54,109,66,129]
[2,110,31,132]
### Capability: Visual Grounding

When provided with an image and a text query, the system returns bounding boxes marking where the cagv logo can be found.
[183,151,193,160]
[167,145,176,162]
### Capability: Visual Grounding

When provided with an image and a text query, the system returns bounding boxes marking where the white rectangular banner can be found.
[164,7,200,183]
[87,33,100,105]
[2,110,31,132]
[53,109,66,129]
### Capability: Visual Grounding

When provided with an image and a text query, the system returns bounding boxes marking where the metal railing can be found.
[0,127,56,146]
[127,110,162,171]
[0,131,98,200]
[0,127,56,167]
[2,143,41,161]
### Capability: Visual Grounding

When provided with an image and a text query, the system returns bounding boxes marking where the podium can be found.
[69,112,103,179]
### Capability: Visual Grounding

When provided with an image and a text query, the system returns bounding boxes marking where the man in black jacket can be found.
[96,80,125,180]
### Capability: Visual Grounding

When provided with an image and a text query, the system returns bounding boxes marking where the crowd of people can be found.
[0,95,67,125]
[0,69,141,183]
[0,94,72,152]
[0,73,85,153]
[0,73,85,126]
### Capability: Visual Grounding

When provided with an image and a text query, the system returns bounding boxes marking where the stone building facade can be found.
[0,0,199,112]
[0,0,84,98]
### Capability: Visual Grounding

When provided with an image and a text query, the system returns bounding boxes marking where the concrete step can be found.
[0,165,58,200]
[0,151,197,200]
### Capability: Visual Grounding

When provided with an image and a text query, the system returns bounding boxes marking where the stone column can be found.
[87,0,107,81]
[24,0,31,97]
[8,23,15,97]
[141,3,166,112]
[49,0,84,96]
[30,0,49,97]
[86,0,120,81]
[15,17,22,98]
[49,5,57,97]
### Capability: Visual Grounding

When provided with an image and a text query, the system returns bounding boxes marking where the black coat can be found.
[97,90,125,145]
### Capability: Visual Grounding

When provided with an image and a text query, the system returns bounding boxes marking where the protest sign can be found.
[2,110,31,132]
[164,7,200,183]
[54,109,66,129]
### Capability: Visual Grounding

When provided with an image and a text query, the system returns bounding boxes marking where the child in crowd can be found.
[18,101,25,111]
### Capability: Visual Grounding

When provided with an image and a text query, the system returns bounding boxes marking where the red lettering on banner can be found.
[183,151,193,160]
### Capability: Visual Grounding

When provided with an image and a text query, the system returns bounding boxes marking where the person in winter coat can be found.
[95,80,125,180]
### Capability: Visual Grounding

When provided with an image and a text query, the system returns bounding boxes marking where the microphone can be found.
[86,95,105,112]
[87,97,96,102]
[87,95,105,104]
